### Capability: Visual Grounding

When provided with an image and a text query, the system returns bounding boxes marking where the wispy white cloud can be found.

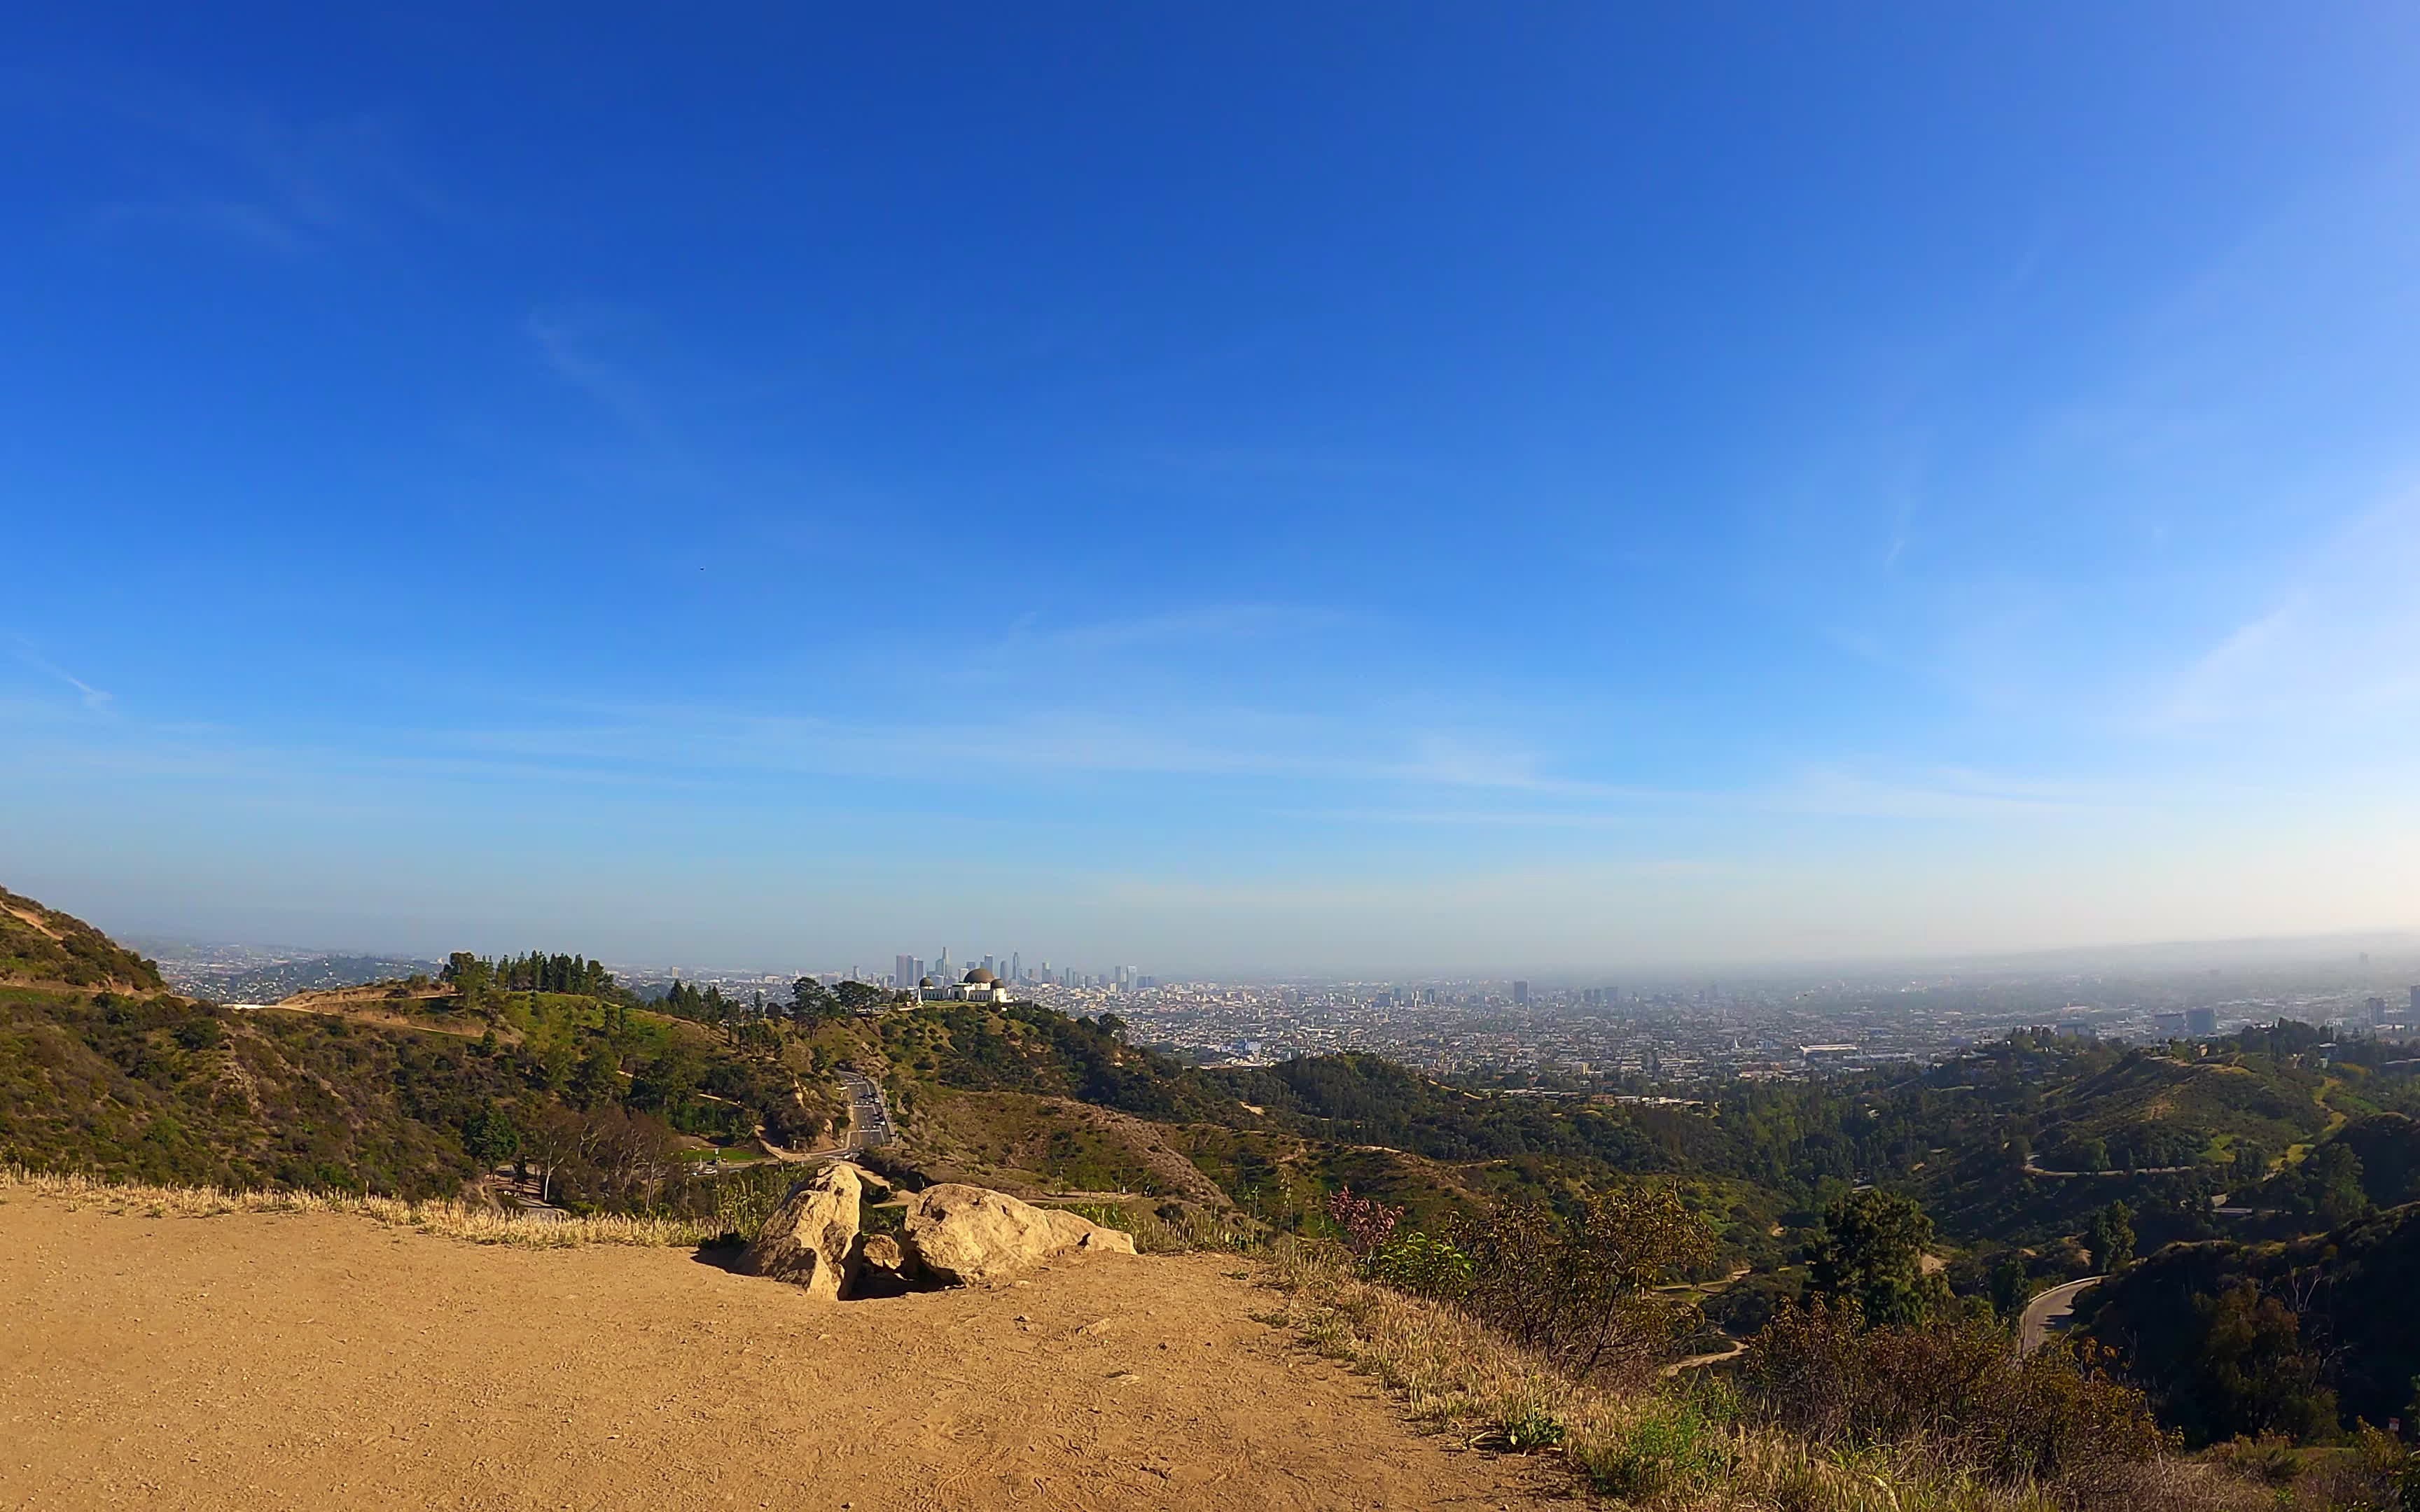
[525,311,669,440]
[992,603,1362,657]
[439,704,1534,790]
[1762,769,2113,821]
[91,197,313,256]
[1116,442,1421,485]
[1267,806,1642,829]
[1279,768,2122,827]
[37,78,449,256]
[7,640,113,711]
[2166,491,2420,727]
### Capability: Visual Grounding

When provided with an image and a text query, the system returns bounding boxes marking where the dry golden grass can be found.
[1047,1197,1270,1254]
[1256,1240,2281,1512]
[0,1165,716,1249]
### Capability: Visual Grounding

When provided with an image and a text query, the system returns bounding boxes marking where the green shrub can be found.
[708,1163,801,1243]
[1370,1228,1472,1296]
[1738,1301,2171,1492]
[1582,1396,1734,1499]
[1451,1184,1713,1385]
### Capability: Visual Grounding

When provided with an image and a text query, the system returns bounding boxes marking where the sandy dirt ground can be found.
[0,1196,1561,1511]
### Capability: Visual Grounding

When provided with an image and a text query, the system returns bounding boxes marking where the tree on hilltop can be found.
[834,980,886,1014]
[791,976,837,1022]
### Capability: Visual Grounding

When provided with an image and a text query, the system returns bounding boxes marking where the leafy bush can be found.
[709,1161,805,1243]
[1585,1396,1735,1499]
[1737,1301,2171,1493]
[1369,1228,1473,1296]
[1449,1184,1714,1385]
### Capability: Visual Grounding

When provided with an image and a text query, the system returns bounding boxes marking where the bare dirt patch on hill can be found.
[0,1194,1557,1511]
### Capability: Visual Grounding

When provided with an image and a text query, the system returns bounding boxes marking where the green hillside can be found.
[0,886,162,992]
[0,888,844,1208]
[2079,1200,2420,1442]
[2033,1049,2330,1171]
[4,987,520,1194]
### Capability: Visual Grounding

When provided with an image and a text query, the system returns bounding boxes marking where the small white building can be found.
[922,967,1013,1004]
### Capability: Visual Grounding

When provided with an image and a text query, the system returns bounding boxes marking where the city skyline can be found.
[7,8,2420,969]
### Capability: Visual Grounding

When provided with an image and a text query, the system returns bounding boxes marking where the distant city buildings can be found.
[874,946,1157,997]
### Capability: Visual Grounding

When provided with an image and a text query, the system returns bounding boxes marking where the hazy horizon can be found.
[8,9,2420,970]
[98,900,2420,988]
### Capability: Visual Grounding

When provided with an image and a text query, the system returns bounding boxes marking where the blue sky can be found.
[6,6,2420,972]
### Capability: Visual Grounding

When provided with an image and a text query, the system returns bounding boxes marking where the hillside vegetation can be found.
[0,890,844,1208]
[0,886,162,992]
[10,881,2420,1487]
[2081,1199,2420,1443]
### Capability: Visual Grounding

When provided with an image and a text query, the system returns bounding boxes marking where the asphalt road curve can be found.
[2018,1275,2101,1356]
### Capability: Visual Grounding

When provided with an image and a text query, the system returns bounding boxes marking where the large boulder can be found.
[740,1162,870,1300]
[899,1184,1136,1286]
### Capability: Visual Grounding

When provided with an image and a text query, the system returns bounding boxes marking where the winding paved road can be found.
[2017,1275,2101,1355]
[2023,1161,2194,1179]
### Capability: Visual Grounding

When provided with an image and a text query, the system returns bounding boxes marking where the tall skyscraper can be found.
[2409,985,2419,1018]
[1010,951,1021,983]
[894,954,917,990]
[1512,979,1530,1006]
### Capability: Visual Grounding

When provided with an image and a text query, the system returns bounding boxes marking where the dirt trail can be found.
[2,903,65,940]
[0,1196,1554,1511]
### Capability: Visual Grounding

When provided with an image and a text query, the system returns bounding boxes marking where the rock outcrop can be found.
[850,1231,911,1297]
[739,1162,868,1301]
[741,1165,1133,1298]
[857,1232,906,1273]
[898,1184,1136,1287]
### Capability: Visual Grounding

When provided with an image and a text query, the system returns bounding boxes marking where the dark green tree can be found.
[1807,1189,1948,1327]
[628,1049,702,1114]
[2186,1283,2337,1443]
[1989,1254,2034,1321]
[536,1039,576,1092]
[834,980,886,1014]
[2230,1138,2269,1186]
[790,976,835,1021]
[2087,1200,2136,1273]
[571,1042,623,1110]
[2300,1143,2371,1228]
[462,1102,521,1168]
